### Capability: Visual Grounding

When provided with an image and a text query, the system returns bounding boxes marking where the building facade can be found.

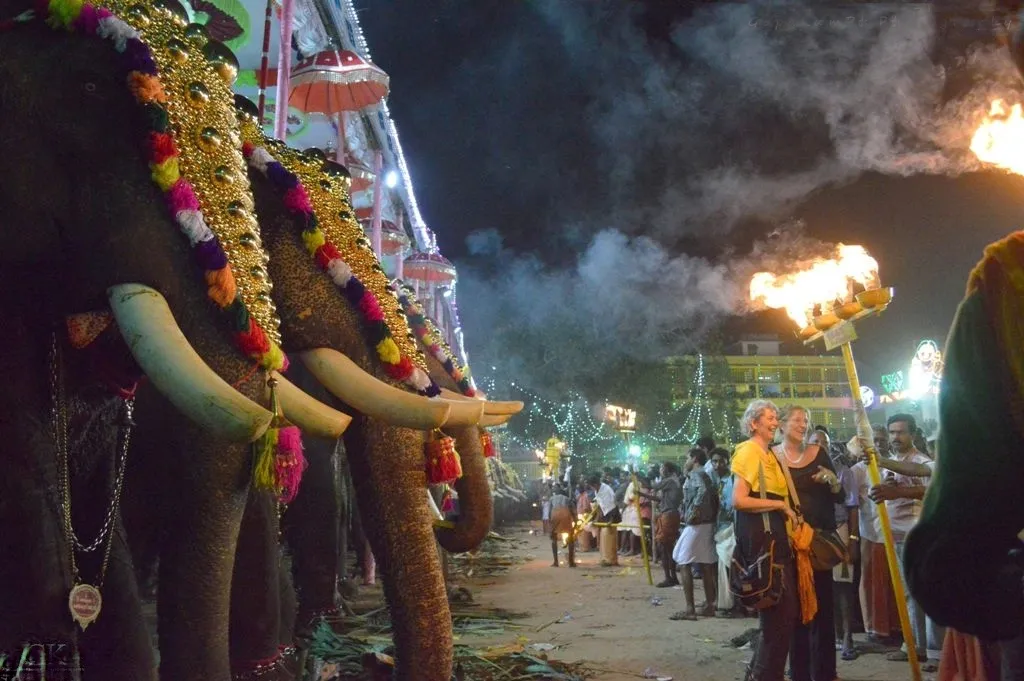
[667,336,858,443]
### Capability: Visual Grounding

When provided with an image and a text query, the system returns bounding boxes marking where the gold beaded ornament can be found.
[236,113,428,373]
[100,0,282,344]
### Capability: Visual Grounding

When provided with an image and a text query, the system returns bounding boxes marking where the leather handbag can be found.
[729,459,785,610]
[774,449,849,571]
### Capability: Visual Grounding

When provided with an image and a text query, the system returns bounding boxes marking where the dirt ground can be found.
[446,521,926,681]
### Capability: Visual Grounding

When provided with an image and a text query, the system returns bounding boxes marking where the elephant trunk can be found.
[345,418,453,680]
[435,426,493,554]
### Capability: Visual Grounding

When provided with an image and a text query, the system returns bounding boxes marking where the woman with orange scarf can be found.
[732,399,802,681]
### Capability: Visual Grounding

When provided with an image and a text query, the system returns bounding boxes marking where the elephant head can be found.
[0,4,347,680]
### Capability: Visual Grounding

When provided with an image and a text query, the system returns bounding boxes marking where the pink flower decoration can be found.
[283,186,313,215]
[166,179,200,212]
[358,292,385,322]
[74,4,100,34]
[95,7,113,20]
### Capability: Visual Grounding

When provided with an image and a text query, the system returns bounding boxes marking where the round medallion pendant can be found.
[69,583,102,631]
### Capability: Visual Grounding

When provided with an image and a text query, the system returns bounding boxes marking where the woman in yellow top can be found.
[731,399,801,681]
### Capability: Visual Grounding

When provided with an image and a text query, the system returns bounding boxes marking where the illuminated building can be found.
[666,335,858,442]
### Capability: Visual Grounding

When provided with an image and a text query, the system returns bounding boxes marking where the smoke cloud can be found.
[435,1,1022,395]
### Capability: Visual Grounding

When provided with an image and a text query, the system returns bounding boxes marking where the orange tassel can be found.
[480,431,495,458]
[791,522,819,624]
[425,431,462,484]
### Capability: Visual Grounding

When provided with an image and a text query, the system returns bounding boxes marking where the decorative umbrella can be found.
[287,49,390,256]
[358,219,409,256]
[343,155,375,193]
[404,251,457,285]
[289,50,389,114]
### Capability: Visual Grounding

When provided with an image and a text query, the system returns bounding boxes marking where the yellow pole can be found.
[840,342,922,681]
[631,472,654,586]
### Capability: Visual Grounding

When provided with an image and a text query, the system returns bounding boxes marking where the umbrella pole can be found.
[256,0,273,125]
[335,112,347,164]
[273,0,295,141]
[371,150,384,258]
[840,342,922,681]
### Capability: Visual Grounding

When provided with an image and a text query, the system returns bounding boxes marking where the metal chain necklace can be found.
[49,333,135,631]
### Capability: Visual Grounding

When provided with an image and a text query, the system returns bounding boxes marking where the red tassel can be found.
[480,431,495,458]
[275,425,307,504]
[425,432,462,484]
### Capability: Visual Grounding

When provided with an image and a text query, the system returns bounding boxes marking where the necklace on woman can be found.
[782,442,807,466]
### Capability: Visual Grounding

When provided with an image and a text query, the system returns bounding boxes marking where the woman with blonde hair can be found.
[773,405,844,681]
[731,399,801,681]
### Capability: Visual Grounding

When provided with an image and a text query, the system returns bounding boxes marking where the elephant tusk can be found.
[480,413,513,427]
[482,400,524,416]
[438,388,524,416]
[299,348,451,430]
[107,283,273,443]
[435,396,485,426]
[272,372,352,438]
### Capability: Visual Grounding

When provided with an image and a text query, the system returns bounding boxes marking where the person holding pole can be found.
[641,461,683,587]
[869,414,942,671]
[669,448,719,620]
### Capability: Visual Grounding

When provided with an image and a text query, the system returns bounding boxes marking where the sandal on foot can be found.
[921,663,938,673]
[888,651,926,663]
[669,611,698,621]
[841,648,859,661]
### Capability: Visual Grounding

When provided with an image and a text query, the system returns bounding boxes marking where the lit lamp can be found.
[749,244,920,681]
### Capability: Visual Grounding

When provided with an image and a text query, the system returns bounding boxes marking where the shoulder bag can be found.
[729,457,784,610]
[773,448,849,571]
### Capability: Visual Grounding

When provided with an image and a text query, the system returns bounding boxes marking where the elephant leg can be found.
[228,488,282,672]
[346,419,453,681]
[283,435,340,631]
[78,519,156,681]
[144,419,248,681]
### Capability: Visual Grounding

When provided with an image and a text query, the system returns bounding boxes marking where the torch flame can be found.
[970,99,1024,175]
[749,244,880,328]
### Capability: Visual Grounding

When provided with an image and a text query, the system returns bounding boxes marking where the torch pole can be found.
[840,342,922,681]
[623,431,653,586]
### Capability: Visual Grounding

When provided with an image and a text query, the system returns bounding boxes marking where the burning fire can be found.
[970,99,1024,175]
[749,244,880,328]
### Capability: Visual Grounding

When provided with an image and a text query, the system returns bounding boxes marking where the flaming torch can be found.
[750,246,922,681]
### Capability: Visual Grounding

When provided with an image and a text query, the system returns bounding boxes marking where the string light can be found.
[481,353,737,466]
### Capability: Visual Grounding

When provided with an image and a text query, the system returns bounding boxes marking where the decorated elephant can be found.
[211,120,520,679]
[0,2,359,680]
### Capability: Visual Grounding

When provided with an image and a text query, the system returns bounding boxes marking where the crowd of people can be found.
[536,401,955,681]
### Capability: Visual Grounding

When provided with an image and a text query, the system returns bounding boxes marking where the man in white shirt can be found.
[587,473,620,566]
[868,414,942,670]
[851,427,899,644]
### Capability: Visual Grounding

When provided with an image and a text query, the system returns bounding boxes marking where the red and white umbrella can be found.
[289,49,389,115]
[403,251,457,285]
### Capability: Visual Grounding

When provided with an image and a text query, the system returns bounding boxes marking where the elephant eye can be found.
[84,82,97,94]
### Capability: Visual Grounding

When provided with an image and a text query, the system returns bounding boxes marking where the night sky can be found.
[360,1,1024,396]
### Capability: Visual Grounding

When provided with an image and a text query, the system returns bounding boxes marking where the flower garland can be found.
[395,284,476,397]
[42,0,304,503]
[241,140,441,398]
[395,285,497,460]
